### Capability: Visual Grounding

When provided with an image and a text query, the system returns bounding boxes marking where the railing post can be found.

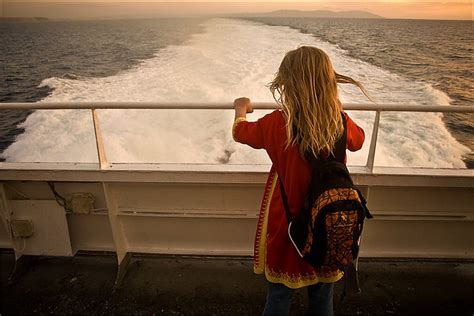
[91,109,108,169]
[366,110,381,173]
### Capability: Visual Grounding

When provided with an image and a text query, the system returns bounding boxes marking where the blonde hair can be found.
[269,46,369,158]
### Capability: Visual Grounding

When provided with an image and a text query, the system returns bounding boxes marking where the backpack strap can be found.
[278,176,292,223]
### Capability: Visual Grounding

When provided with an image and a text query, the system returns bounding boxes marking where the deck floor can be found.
[1,251,473,315]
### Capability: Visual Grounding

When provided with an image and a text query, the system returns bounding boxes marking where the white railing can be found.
[1,102,473,172]
[1,102,473,265]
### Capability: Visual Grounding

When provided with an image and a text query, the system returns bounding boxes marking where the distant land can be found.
[241,10,384,19]
[0,10,385,21]
[0,17,49,21]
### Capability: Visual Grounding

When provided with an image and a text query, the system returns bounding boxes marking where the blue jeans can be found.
[263,281,334,316]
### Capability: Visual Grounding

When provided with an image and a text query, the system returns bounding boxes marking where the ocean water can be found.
[0,18,206,159]
[0,17,472,168]
[247,17,474,166]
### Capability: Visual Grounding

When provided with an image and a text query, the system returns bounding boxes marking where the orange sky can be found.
[2,1,473,20]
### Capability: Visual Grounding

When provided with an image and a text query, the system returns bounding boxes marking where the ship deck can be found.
[1,251,473,315]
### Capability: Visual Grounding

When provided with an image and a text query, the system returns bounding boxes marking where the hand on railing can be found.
[234,97,254,121]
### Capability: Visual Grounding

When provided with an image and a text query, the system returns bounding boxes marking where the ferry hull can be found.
[1,164,473,261]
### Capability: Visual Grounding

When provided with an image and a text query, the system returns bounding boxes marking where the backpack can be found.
[278,114,372,294]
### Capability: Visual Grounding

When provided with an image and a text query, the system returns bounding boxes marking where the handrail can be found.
[366,111,381,172]
[1,102,473,171]
[0,102,473,112]
[91,109,108,170]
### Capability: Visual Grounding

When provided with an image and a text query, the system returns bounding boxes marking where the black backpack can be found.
[279,114,372,295]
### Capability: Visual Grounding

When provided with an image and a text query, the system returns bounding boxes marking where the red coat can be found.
[233,110,365,289]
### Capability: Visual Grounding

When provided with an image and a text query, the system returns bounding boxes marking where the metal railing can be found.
[1,102,473,172]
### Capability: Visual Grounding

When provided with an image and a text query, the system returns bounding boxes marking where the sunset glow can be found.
[2,1,473,20]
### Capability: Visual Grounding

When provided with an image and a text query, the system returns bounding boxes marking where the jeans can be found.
[263,281,334,316]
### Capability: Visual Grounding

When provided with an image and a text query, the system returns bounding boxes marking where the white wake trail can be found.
[2,18,469,168]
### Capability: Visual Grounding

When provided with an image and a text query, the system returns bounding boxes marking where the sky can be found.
[1,1,473,20]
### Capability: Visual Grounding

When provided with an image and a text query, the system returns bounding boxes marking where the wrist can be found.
[235,106,247,117]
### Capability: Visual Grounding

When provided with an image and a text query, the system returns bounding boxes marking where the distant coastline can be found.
[239,10,384,19]
[0,17,49,22]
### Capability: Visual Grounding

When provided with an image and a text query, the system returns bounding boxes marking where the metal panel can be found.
[0,176,471,259]
[121,215,255,256]
[110,183,263,214]
[361,220,474,258]
[367,186,474,215]
[67,213,115,252]
[8,200,73,256]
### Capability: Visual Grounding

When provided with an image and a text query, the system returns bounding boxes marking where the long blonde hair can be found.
[269,46,369,158]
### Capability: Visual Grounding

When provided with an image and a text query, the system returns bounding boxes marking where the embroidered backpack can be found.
[279,114,372,291]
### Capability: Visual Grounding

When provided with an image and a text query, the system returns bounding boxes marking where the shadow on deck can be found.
[1,251,473,315]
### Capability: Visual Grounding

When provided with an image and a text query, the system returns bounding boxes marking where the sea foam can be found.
[1,18,469,168]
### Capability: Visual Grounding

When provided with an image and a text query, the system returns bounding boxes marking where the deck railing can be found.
[1,102,473,172]
[1,102,473,276]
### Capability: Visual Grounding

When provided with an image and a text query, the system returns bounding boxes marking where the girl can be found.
[232,46,366,316]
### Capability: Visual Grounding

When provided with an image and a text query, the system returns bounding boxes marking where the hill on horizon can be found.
[242,9,384,19]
